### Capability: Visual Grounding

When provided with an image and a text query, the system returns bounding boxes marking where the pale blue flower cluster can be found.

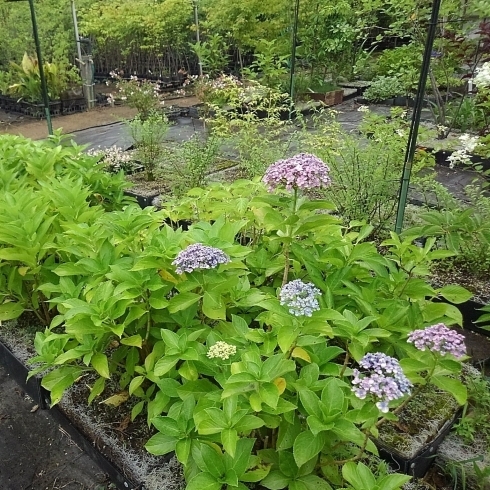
[262,153,331,192]
[407,323,466,359]
[279,279,321,317]
[172,243,230,274]
[352,353,412,413]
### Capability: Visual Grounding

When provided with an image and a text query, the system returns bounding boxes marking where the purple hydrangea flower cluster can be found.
[279,279,321,317]
[407,323,466,359]
[262,153,332,192]
[352,353,412,413]
[172,243,230,274]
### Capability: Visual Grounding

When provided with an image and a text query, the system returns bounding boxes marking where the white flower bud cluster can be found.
[474,62,490,89]
[207,341,237,361]
[446,133,481,168]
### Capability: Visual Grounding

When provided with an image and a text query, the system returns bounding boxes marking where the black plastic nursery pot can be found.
[356,96,431,107]
[61,97,87,115]
[0,97,63,118]
[0,338,141,490]
[0,339,48,409]
[421,147,490,173]
[124,189,161,208]
[457,299,490,337]
[376,409,462,478]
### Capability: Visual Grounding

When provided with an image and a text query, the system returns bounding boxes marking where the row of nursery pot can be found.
[0,135,479,490]
[0,94,89,117]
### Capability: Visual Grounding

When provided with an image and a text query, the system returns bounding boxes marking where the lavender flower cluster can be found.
[352,353,412,413]
[407,323,467,359]
[262,153,332,192]
[279,279,321,317]
[172,243,230,274]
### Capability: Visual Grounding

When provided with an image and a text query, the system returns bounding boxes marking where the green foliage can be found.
[4,150,467,488]
[201,0,290,55]
[444,97,484,133]
[127,111,170,181]
[110,73,160,119]
[243,40,289,89]
[363,76,405,102]
[370,45,422,92]
[454,368,490,444]
[191,34,230,77]
[301,108,430,235]
[341,462,411,490]
[297,0,358,83]
[0,0,82,68]
[80,0,193,55]
[405,207,490,277]
[192,74,244,107]
[0,133,131,324]
[177,134,221,194]
[7,53,79,102]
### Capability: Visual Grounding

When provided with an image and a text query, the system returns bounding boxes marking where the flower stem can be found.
[339,348,350,377]
[282,247,290,287]
[281,188,299,287]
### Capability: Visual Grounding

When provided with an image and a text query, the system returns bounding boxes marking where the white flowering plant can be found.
[16,146,473,489]
[87,145,136,174]
[107,70,160,119]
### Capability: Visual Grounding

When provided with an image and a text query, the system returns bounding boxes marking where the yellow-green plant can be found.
[8,52,77,102]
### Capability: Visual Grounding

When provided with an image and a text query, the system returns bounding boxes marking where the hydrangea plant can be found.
[16,142,472,490]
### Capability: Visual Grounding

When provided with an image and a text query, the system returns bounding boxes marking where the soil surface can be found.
[0,363,111,490]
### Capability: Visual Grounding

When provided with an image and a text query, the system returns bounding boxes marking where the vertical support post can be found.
[194,0,203,77]
[71,0,94,108]
[71,0,82,62]
[288,0,300,119]
[394,0,442,233]
[28,0,52,135]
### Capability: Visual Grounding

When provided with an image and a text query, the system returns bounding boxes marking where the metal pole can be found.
[194,0,203,76]
[27,0,52,135]
[71,0,82,63]
[394,0,441,233]
[288,0,300,119]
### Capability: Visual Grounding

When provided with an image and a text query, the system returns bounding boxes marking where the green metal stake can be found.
[28,0,53,135]
[288,0,300,120]
[8,0,53,135]
[394,0,441,233]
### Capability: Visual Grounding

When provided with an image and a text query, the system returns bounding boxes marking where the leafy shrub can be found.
[363,76,405,102]
[175,134,222,194]
[0,134,474,488]
[127,111,170,181]
[191,74,244,107]
[405,207,490,277]
[300,108,432,235]
[108,72,161,119]
[371,45,422,91]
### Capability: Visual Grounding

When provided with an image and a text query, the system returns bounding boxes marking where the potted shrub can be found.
[361,76,407,105]
[123,111,170,206]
